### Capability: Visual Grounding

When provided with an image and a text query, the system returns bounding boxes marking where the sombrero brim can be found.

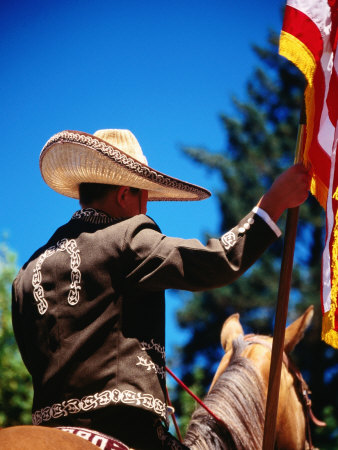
[39,130,211,201]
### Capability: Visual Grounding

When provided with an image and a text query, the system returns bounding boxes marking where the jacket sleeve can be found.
[123,212,279,292]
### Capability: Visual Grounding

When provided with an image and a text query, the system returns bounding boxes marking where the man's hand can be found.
[257,164,311,223]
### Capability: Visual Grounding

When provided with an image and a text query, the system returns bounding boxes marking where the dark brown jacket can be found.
[12,208,278,428]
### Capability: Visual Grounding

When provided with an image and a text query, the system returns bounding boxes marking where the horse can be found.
[183,305,320,449]
[0,306,322,449]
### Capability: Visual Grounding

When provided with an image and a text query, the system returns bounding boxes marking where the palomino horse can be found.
[0,306,321,449]
[184,305,320,449]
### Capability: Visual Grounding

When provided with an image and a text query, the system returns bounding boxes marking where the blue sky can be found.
[1,0,283,358]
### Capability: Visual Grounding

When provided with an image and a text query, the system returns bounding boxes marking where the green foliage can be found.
[314,405,338,449]
[0,243,33,426]
[173,30,338,447]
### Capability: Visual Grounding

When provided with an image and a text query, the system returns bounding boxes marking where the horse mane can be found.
[183,336,265,450]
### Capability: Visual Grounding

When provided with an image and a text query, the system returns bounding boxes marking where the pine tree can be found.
[172,30,338,446]
[0,243,33,426]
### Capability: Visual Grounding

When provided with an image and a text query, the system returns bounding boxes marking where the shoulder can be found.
[123,214,162,233]
[121,215,164,255]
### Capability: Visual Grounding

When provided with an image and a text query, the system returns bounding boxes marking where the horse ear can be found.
[220,313,244,352]
[284,305,314,354]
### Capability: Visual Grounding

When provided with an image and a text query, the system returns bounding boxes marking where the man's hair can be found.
[79,183,141,205]
[79,183,118,205]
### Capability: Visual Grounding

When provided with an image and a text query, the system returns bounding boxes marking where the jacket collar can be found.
[71,208,123,225]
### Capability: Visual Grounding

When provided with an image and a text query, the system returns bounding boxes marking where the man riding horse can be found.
[11,129,309,449]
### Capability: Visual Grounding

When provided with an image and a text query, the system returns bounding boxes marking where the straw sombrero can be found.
[39,129,211,201]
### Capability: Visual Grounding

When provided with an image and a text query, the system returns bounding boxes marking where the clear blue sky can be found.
[1,0,283,358]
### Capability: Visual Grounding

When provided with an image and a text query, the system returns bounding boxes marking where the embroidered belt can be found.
[32,388,166,425]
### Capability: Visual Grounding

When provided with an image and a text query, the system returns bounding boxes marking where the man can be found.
[12,129,309,449]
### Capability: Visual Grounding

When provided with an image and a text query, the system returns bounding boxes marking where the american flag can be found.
[279,0,338,348]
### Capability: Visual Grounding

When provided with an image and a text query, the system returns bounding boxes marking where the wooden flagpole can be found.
[262,104,306,450]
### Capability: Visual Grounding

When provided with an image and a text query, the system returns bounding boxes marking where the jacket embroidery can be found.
[136,356,166,379]
[140,339,166,359]
[32,238,81,315]
[32,388,166,425]
[221,231,236,250]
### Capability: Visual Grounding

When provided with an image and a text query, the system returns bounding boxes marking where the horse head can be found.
[206,305,316,449]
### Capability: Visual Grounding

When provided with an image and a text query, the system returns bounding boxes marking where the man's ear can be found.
[116,186,130,206]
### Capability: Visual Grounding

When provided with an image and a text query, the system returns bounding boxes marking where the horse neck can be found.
[243,335,308,449]
[183,337,265,450]
[275,359,307,448]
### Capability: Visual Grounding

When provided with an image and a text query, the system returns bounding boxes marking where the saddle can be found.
[57,426,130,450]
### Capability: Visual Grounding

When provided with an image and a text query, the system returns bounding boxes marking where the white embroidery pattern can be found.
[140,339,166,359]
[32,388,166,425]
[72,208,121,225]
[136,356,166,379]
[32,238,81,315]
[221,231,236,250]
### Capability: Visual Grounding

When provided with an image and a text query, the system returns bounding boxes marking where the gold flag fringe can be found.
[322,205,338,348]
[279,31,316,86]
[279,31,328,209]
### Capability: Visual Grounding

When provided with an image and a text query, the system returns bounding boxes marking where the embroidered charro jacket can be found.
[12,208,279,427]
